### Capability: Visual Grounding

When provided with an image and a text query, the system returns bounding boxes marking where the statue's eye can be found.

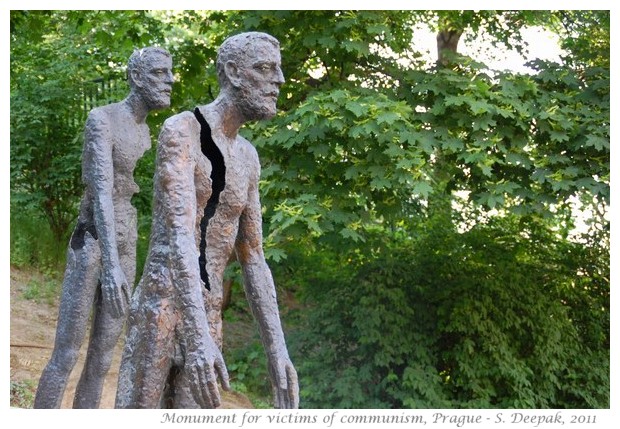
[255,64,272,72]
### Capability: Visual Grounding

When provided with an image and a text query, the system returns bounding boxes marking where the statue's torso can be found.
[76,103,151,239]
[143,109,258,299]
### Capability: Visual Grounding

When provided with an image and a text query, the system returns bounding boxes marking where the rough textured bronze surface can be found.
[34,47,173,409]
[116,32,299,409]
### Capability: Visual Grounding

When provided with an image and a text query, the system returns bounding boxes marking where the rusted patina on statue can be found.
[115,32,299,409]
[34,47,174,409]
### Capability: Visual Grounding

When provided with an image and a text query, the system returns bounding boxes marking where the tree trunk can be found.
[427,27,464,226]
[436,29,463,66]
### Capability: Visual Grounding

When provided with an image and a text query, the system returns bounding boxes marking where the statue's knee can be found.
[49,347,79,374]
[90,361,112,379]
[83,350,114,378]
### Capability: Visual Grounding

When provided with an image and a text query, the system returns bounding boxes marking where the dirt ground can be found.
[9,265,253,409]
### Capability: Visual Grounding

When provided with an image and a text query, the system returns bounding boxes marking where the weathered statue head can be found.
[127,46,174,110]
[216,32,285,121]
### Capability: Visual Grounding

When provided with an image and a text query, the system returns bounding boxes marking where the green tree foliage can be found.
[226,10,609,408]
[10,10,609,408]
[10,11,168,241]
[207,10,609,245]
[287,211,609,408]
[548,11,610,69]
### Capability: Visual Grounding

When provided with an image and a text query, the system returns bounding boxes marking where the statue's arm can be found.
[235,153,299,409]
[157,116,230,407]
[82,109,128,318]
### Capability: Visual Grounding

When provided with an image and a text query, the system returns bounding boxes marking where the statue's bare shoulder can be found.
[155,111,203,200]
[160,110,200,145]
[84,105,112,140]
[157,111,202,168]
[85,102,125,132]
[83,103,131,158]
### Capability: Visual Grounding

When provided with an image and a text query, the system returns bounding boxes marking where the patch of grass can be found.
[10,206,68,272]
[10,379,36,408]
[247,395,271,409]
[22,274,61,305]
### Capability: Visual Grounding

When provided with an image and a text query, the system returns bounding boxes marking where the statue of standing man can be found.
[34,47,174,408]
[115,32,299,409]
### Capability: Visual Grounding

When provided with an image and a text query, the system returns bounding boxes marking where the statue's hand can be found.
[186,333,231,408]
[101,265,130,319]
[268,353,299,409]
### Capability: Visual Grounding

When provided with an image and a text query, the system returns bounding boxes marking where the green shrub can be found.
[10,379,36,408]
[22,276,60,305]
[288,214,609,408]
[10,206,68,271]
[225,341,271,408]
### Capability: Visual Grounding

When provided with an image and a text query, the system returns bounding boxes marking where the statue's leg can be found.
[168,365,202,409]
[163,286,225,408]
[158,345,192,408]
[73,211,137,408]
[72,282,127,408]
[34,233,101,408]
[115,252,177,409]
[170,291,224,409]
[115,298,177,408]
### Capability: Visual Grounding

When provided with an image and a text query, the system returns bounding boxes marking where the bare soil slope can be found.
[9,265,253,409]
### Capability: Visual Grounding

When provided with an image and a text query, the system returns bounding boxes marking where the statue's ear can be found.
[131,68,143,88]
[225,60,242,88]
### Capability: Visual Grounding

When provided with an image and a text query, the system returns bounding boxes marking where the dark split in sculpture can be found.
[35,32,299,410]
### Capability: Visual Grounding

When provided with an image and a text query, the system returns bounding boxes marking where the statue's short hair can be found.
[127,46,171,88]
[216,32,280,88]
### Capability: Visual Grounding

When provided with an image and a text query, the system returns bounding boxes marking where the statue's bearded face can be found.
[135,52,174,110]
[233,41,285,121]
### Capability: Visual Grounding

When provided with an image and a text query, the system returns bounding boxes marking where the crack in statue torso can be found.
[194,107,226,291]
[69,220,99,250]
[115,33,298,409]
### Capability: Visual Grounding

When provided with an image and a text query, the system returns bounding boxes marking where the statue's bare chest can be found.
[112,124,150,177]
[194,139,252,219]
[192,140,253,260]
